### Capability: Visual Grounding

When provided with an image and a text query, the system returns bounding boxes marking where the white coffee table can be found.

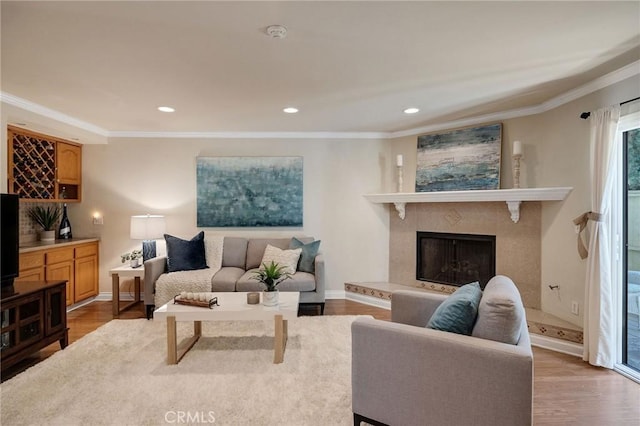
[153,292,300,365]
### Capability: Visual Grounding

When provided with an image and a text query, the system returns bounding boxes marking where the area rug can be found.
[1,315,365,426]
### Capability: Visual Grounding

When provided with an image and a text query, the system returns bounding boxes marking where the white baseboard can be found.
[325,290,345,300]
[95,292,143,302]
[66,297,99,312]
[529,333,583,357]
[345,292,391,310]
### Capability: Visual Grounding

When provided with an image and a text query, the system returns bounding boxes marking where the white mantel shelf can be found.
[364,187,573,223]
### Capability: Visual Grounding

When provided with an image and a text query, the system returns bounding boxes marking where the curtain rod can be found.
[580,96,640,119]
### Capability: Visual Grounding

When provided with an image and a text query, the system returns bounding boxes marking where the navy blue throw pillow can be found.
[165,231,208,273]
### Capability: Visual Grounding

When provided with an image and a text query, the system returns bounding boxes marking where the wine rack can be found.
[7,126,82,202]
[10,132,56,199]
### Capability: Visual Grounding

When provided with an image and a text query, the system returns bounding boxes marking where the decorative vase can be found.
[40,230,55,243]
[130,258,140,268]
[262,290,279,307]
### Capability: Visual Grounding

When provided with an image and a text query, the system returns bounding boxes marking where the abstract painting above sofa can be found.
[196,156,303,227]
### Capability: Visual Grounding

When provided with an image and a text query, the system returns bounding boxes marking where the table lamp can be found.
[130,214,166,262]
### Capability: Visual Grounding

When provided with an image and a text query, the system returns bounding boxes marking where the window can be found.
[614,109,640,382]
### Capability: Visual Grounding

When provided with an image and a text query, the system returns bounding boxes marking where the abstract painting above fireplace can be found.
[416,231,496,287]
[415,123,502,192]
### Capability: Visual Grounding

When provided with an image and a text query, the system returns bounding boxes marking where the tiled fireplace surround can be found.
[389,201,541,309]
[346,199,583,344]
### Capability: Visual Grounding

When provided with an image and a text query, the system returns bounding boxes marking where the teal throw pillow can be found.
[427,282,482,335]
[165,231,208,273]
[289,237,321,273]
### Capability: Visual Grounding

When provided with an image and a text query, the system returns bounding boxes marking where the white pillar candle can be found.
[513,140,522,156]
[396,154,403,167]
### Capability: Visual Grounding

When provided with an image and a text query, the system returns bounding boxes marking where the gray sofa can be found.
[351,275,533,426]
[144,236,325,318]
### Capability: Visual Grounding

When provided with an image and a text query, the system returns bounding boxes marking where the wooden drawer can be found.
[19,252,45,270]
[75,243,98,258]
[46,248,74,264]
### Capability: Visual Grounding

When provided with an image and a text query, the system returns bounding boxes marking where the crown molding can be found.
[539,59,640,112]
[0,92,109,136]
[390,59,640,139]
[107,130,388,140]
[389,104,544,139]
[2,60,638,140]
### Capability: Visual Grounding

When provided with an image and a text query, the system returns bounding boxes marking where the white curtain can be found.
[583,105,620,368]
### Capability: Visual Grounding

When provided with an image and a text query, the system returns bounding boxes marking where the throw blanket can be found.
[154,235,224,307]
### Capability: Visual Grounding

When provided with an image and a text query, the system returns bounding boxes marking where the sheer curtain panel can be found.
[583,105,620,368]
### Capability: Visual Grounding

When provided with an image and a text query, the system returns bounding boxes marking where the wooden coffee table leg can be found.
[167,315,177,364]
[166,319,202,365]
[274,314,288,364]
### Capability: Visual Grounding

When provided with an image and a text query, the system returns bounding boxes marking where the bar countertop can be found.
[19,238,100,253]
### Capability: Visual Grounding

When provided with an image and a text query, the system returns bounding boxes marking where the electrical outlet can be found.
[571,301,579,315]
[92,216,103,225]
[574,225,581,234]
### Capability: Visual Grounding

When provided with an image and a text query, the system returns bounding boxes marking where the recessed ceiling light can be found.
[403,107,420,114]
[158,106,175,113]
[283,107,299,114]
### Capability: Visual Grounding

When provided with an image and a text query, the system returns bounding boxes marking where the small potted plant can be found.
[251,261,292,306]
[27,205,61,243]
[121,249,143,268]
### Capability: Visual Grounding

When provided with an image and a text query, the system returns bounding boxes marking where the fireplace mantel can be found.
[364,187,573,223]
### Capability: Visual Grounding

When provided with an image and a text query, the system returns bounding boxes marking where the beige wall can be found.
[71,137,391,296]
[3,76,638,319]
[0,108,393,296]
[389,76,640,327]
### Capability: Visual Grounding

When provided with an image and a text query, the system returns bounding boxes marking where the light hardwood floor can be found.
[2,300,639,425]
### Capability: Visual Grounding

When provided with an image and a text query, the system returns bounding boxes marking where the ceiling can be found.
[2,1,639,138]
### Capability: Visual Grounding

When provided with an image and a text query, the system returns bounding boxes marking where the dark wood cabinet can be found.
[1,281,68,372]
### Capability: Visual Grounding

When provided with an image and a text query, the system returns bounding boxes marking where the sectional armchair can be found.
[351,276,533,426]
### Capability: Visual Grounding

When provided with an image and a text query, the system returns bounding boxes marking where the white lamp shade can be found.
[130,215,166,240]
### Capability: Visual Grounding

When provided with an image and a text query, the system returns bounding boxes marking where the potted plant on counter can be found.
[252,261,291,306]
[27,205,61,243]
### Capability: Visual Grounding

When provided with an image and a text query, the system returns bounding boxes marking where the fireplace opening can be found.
[416,232,496,287]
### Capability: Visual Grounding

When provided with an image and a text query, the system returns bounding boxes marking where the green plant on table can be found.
[27,205,61,231]
[251,261,292,292]
[121,249,143,263]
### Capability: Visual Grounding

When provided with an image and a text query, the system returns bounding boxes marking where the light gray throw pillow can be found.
[471,275,524,345]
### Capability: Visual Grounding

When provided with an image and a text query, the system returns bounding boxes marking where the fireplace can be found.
[416,232,496,287]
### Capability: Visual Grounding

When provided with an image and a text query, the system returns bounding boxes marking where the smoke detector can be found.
[266,25,287,39]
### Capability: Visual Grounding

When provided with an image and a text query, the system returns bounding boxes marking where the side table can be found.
[109,265,144,317]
